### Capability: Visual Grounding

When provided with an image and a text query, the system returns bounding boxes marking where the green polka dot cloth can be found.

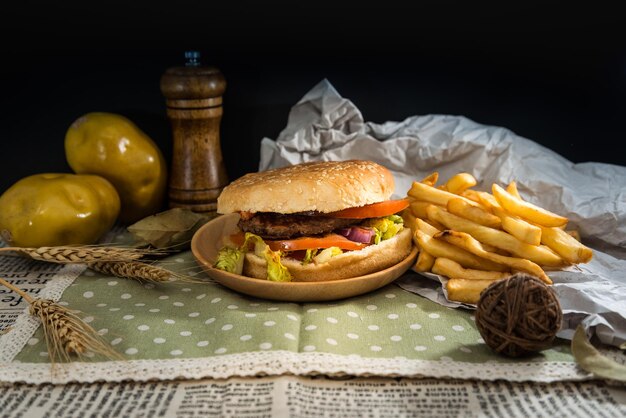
[8,250,586,383]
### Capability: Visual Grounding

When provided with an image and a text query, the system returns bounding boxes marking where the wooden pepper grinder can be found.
[160,51,228,216]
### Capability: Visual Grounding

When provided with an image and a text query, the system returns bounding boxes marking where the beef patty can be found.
[238,212,359,240]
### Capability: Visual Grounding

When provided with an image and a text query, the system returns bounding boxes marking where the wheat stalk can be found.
[88,261,172,282]
[87,261,204,284]
[0,277,122,363]
[0,246,164,264]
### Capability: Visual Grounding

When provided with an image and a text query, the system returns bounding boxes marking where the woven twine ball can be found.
[475,273,563,357]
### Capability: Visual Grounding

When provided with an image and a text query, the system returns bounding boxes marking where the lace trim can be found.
[0,264,86,362]
[4,350,591,385]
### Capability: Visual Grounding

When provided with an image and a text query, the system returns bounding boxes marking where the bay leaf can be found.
[127,208,210,250]
[571,325,626,382]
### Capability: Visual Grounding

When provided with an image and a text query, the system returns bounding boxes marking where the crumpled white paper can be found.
[259,79,626,348]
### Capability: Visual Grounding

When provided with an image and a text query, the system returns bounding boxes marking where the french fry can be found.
[446,278,501,304]
[408,181,479,208]
[489,204,541,245]
[432,257,510,281]
[539,226,593,264]
[414,250,435,272]
[445,173,477,195]
[426,204,565,267]
[405,172,591,305]
[498,211,542,246]
[476,190,501,210]
[401,208,418,232]
[492,184,568,228]
[447,197,502,229]
[425,219,447,232]
[416,216,499,250]
[506,181,522,199]
[415,217,440,237]
[566,229,581,242]
[415,214,446,237]
[410,201,435,220]
[478,192,542,245]
[413,227,508,272]
[427,215,499,253]
[474,241,504,255]
[421,172,439,187]
[460,189,483,204]
[435,230,551,284]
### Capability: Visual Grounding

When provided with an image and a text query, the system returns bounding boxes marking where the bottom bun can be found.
[243,227,413,282]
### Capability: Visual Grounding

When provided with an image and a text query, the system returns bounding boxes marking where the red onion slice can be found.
[336,226,375,244]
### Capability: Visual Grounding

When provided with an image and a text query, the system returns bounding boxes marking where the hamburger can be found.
[213,160,413,282]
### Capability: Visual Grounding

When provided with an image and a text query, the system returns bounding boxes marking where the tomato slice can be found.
[228,232,367,252]
[326,198,410,219]
[272,234,367,251]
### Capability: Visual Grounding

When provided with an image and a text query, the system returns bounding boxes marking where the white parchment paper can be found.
[259,79,626,348]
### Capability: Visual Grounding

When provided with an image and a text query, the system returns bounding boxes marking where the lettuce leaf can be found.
[302,248,319,265]
[213,246,245,275]
[313,246,343,264]
[242,232,293,282]
[263,245,293,282]
[363,215,404,244]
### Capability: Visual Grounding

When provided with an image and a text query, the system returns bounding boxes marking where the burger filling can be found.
[214,199,410,282]
[237,212,358,240]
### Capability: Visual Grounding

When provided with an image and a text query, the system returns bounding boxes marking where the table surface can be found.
[2,239,625,416]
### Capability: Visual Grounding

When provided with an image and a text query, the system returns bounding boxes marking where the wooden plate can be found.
[191,213,418,302]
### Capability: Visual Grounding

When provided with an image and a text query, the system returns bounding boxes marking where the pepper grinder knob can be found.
[160,52,228,216]
[184,50,201,67]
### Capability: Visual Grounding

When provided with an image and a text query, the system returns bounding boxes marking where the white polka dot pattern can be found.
[13,257,576,385]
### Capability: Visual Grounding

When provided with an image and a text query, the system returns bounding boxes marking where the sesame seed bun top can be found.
[217,160,395,214]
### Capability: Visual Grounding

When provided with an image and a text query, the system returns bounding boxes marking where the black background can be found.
[2,2,625,196]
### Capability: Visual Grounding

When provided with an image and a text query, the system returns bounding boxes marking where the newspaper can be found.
[1,375,624,417]
[0,255,65,332]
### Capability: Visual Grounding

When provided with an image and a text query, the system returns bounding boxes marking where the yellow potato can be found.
[413,227,508,272]
[447,197,502,229]
[446,278,502,304]
[492,184,568,228]
[433,257,510,281]
[408,181,479,208]
[435,230,551,284]
[539,226,593,264]
[426,204,565,267]
[445,173,477,195]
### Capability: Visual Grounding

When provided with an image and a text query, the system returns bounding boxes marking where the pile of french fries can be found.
[402,172,593,304]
